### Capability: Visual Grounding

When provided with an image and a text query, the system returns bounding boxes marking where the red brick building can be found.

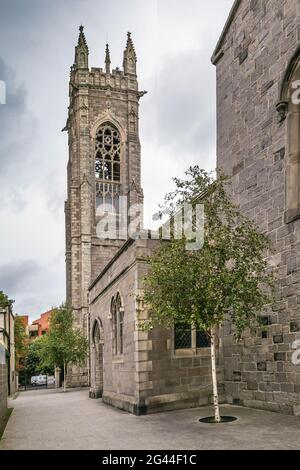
[29,310,52,340]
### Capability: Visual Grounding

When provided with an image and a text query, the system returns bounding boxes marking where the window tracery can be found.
[95,123,121,182]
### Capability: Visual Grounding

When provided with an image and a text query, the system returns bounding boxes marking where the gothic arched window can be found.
[93,321,101,345]
[95,122,121,182]
[278,47,300,223]
[111,297,117,355]
[116,293,124,354]
[111,293,124,356]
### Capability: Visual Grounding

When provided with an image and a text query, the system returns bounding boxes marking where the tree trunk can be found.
[210,326,221,423]
[63,362,67,393]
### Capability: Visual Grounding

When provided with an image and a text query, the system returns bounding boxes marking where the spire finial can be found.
[126,31,135,51]
[77,24,88,49]
[74,24,89,69]
[105,43,111,74]
[123,31,137,75]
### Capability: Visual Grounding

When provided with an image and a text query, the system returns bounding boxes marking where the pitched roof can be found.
[211,0,242,65]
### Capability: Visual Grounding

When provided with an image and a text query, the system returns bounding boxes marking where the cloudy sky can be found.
[0,0,234,321]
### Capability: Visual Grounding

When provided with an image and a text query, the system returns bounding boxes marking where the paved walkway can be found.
[1,388,300,450]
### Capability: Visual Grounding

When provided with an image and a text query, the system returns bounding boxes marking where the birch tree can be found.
[142,167,275,423]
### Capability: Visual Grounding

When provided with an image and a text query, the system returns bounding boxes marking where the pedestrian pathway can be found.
[1,388,300,450]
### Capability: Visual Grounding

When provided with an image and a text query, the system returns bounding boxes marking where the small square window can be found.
[174,324,192,349]
[196,330,210,348]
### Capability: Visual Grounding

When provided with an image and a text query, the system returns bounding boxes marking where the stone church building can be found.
[65,0,300,416]
[65,27,213,414]
[212,0,300,415]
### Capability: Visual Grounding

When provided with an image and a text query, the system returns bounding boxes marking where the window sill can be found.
[285,208,300,224]
[173,347,211,358]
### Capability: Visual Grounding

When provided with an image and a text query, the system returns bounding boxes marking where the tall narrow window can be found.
[111,293,124,356]
[116,294,123,354]
[111,297,118,355]
[95,123,121,226]
[93,321,101,344]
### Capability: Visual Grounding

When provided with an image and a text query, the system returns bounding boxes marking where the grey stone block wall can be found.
[89,239,223,414]
[89,239,151,411]
[145,328,218,413]
[214,0,300,414]
[0,363,7,422]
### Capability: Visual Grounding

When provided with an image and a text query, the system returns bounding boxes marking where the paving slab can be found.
[1,388,300,450]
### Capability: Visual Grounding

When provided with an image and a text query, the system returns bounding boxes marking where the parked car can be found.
[30,376,39,385]
[30,374,47,386]
[30,374,53,386]
[36,375,47,385]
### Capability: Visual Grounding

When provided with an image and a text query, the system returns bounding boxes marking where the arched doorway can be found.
[89,320,104,399]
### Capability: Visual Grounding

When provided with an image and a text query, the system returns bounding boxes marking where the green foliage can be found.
[26,339,53,376]
[143,166,275,339]
[38,304,88,370]
[0,290,14,309]
[18,339,53,384]
[14,316,28,371]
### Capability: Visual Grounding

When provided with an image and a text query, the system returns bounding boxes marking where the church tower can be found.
[65,27,145,386]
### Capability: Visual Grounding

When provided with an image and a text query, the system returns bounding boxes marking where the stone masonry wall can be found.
[89,239,222,414]
[89,239,147,412]
[0,345,7,421]
[215,0,300,414]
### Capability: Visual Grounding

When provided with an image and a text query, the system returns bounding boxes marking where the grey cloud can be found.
[143,49,216,165]
[0,259,40,293]
[0,257,65,319]
[0,57,37,193]
[1,191,28,212]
